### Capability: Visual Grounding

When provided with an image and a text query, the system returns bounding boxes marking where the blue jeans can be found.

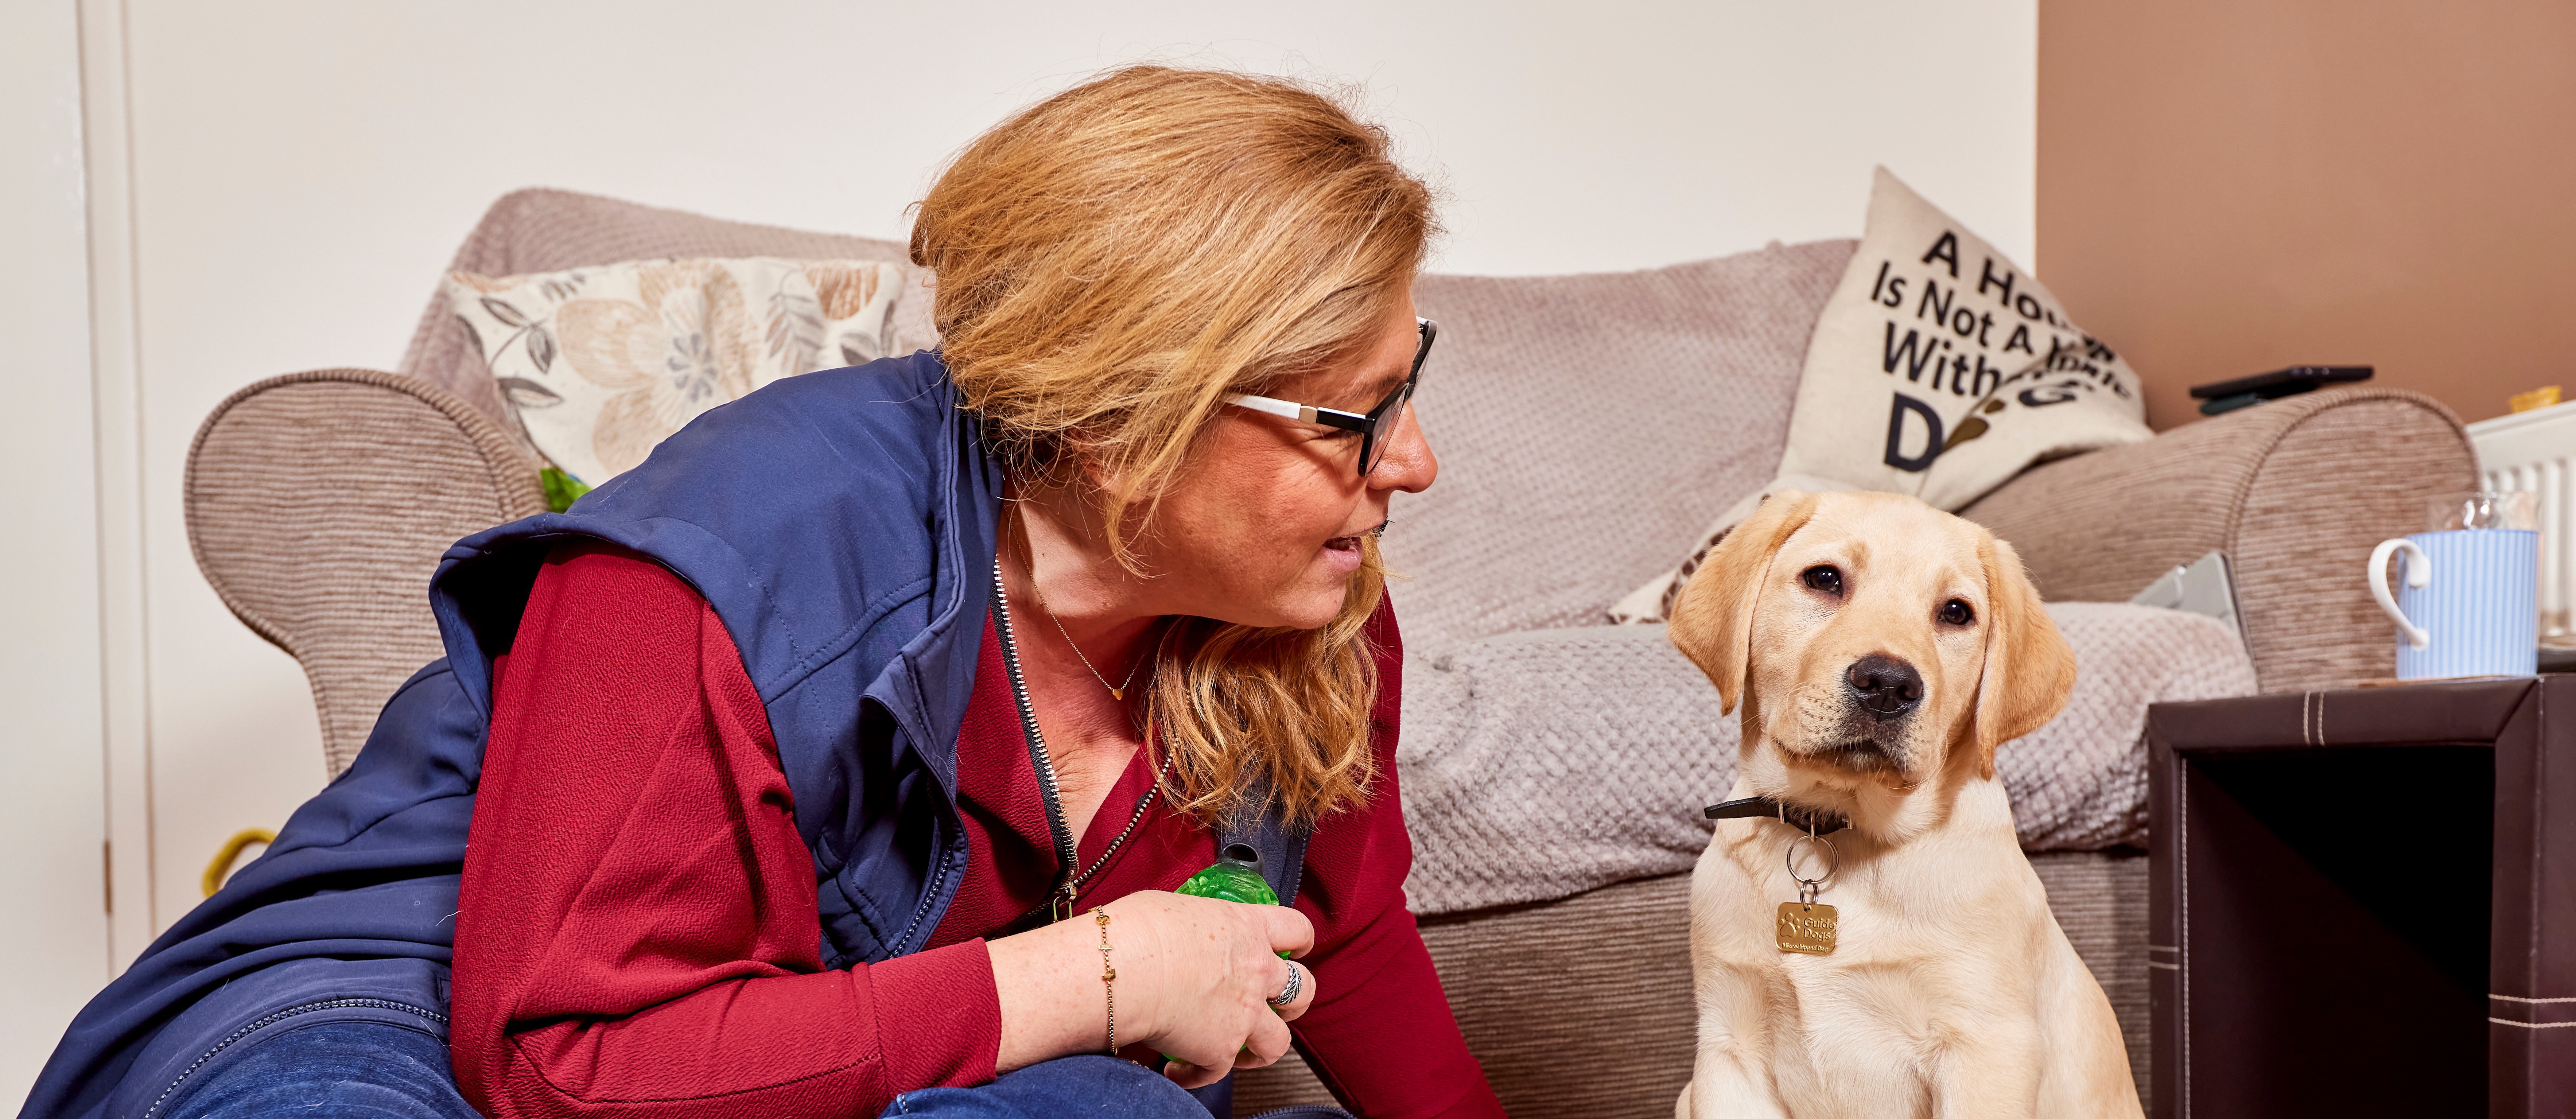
[153,1022,1348,1119]
[151,1021,482,1119]
[881,1054,1352,1119]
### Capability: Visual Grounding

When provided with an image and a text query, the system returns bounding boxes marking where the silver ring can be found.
[1267,962,1303,1009]
[1786,832,1838,886]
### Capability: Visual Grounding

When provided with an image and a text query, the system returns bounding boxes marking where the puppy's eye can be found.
[1801,565,1843,597]
[1941,599,1975,626]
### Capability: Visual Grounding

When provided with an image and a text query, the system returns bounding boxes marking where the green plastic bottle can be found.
[1174,843,1280,908]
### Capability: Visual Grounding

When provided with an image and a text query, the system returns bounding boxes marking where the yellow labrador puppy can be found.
[1667,491,2139,1119]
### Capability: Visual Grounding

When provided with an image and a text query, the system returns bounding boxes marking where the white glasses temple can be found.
[1220,395,1365,424]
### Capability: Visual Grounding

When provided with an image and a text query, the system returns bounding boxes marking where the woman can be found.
[24,67,1502,1119]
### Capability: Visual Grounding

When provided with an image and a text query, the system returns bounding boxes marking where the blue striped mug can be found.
[2368,493,2539,680]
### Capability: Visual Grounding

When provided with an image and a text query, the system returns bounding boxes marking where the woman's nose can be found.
[1368,403,1437,493]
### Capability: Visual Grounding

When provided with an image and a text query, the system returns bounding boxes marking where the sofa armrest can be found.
[187,369,545,775]
[1958,387,2475,693]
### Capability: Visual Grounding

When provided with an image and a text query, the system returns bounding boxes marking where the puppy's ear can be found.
[1669,491,1819,714]
[1970,535,2077,777]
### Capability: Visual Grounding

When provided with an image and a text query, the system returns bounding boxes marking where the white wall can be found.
[0,0,112,1104]
[14,0,2034,1102]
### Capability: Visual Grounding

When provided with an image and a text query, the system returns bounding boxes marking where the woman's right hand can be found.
[988,890,1316,1085]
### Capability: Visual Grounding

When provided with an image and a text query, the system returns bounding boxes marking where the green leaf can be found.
[541,466,591,513]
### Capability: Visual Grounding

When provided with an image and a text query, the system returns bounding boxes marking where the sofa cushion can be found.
[1392,601,2254,916]
[447,257,905,486]
[1781,167,2152,511]
[1605,168,2156,625]
[401,190,934,430]
[1389,239,1854,654]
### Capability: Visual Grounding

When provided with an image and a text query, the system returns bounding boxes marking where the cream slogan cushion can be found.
[1781,166,2150,509]
[448,257,905,487]
[1608,168,2152,623]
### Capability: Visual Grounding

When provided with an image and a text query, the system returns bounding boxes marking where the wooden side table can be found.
[2148,678,2574,1119]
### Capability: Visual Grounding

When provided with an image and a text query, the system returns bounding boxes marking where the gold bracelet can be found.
[1092,906,1117,1054]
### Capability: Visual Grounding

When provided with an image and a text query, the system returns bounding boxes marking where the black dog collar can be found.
[1704,795,1849,835]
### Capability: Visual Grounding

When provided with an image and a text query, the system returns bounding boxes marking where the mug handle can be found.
[2368,538,2432,650]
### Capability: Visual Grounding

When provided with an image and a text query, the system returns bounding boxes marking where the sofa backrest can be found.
[398,189,1844,652]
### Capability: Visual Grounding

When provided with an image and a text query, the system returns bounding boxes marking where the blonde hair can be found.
[912,66,1437,825]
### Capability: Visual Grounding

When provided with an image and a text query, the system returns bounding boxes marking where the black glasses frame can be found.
[1224,318,1437,477]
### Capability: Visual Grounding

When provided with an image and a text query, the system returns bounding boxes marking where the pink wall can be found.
[2040,0,2576,430]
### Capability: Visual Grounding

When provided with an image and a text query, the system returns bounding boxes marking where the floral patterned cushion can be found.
[447,257,906,487]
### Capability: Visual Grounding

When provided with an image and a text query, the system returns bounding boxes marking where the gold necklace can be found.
[1026,563,1147,701]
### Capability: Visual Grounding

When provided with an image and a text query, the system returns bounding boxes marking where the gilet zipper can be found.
[990,564,1166,923]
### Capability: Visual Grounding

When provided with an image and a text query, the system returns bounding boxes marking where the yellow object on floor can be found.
[203,828,277,896]
[2510,385,2561,413]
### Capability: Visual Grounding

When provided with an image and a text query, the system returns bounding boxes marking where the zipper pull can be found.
[1050,882,1077,924]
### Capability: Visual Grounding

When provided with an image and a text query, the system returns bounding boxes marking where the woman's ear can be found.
[1970,535,2077,777]
[1668,492,1819,715]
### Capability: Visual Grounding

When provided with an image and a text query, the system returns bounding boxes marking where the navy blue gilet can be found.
[23,353,1302,1119]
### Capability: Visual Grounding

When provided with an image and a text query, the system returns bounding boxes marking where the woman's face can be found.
[1136,296,1438,630]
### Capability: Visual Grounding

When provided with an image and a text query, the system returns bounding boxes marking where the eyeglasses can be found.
[1224,318,1437,478]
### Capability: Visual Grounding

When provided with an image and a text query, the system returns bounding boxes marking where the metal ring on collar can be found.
[1267,962,1303,1009]
[1786,832,1839,886]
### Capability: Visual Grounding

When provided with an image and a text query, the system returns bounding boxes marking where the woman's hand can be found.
[1115,891,1317,1086]
[988,890,1316,1085]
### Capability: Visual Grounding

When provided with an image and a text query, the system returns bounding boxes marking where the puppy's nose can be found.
[1845,654,1924,716]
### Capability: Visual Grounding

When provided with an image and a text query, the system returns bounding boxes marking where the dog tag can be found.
[1776,901,1837,955]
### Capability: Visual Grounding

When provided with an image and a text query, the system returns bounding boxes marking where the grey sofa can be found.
[185,189,2478,1117]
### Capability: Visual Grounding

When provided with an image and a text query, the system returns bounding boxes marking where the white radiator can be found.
[2468,401,2576,644]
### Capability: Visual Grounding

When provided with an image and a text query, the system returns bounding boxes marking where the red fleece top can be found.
[452,543,1502,1119]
